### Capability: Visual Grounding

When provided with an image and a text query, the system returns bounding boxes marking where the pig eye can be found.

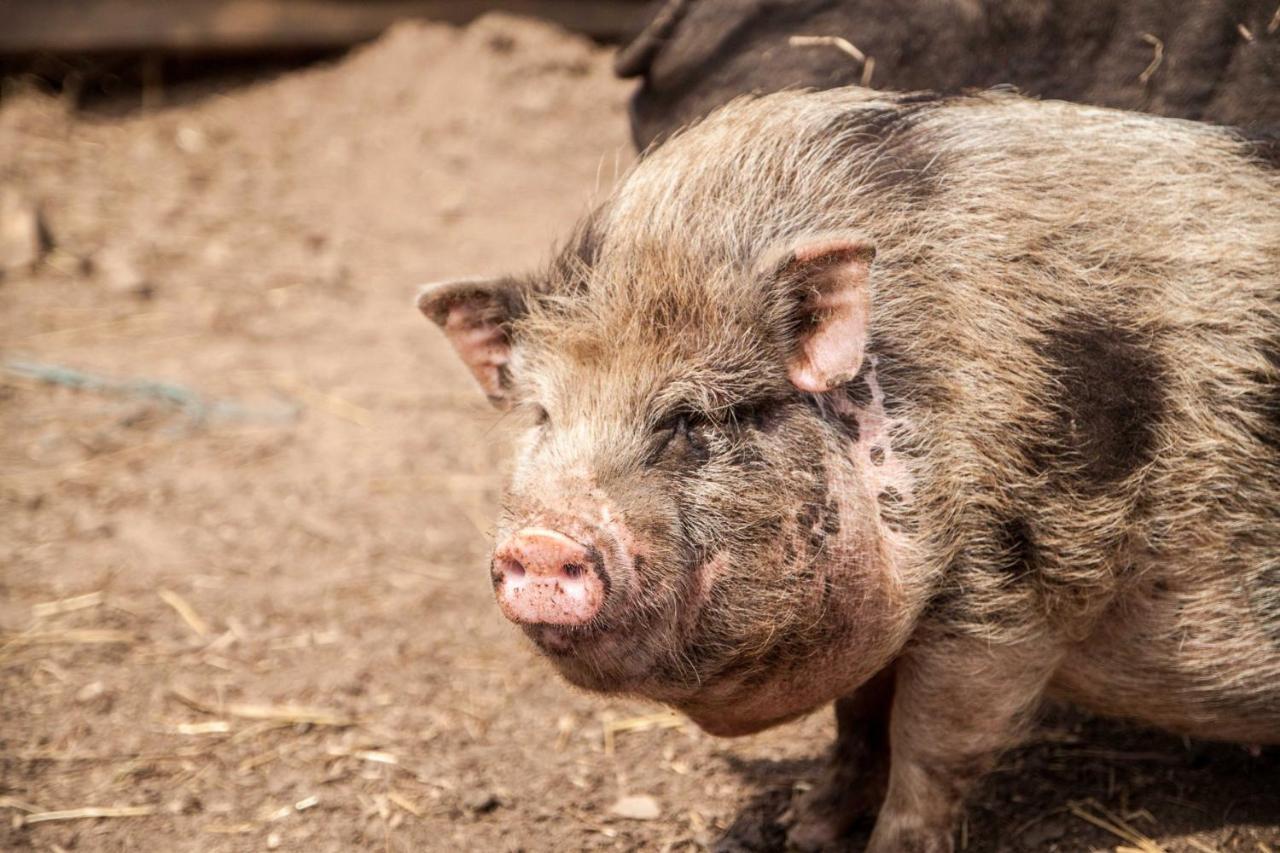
[649,411,710,465]
[727,398,779,432]
[528,404,550,427]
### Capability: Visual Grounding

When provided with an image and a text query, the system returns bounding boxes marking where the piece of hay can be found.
[15,312,165,344]
[172,721,231,735]
[158,589,211,638]
[1139,33,1165,85]
[3,629,136,648]
[386,791,421,817]
[788,35,876,87]
[789,34,865,62]
[17,805,155,827]
[171,686,354,727]
[601,711,685,755]
[1068,800,1166,853]
[31,591,104,620]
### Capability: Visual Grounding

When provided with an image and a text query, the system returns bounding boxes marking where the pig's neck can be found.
[842,357,928,607]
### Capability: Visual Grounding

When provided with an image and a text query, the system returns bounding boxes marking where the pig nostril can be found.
[563,563,584,579]
[498,557,525,579]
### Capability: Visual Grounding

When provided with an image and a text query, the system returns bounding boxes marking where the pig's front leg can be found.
[865,637,1059,853]
[787,666,895,850]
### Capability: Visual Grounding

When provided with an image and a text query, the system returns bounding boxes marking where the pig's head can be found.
[418,227,917,735]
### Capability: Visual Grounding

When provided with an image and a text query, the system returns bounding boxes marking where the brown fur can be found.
[420,87,1280,850]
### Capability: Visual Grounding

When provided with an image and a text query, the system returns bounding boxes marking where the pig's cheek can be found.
[598,504,639,551]
[595,502,648,596]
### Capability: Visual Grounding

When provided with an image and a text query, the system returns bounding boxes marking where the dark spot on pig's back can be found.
[1034,317,1164,488]
[926,515,1041,632]
[823,103,947,203]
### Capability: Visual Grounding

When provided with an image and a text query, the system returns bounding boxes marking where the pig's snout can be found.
[491,528,607,626]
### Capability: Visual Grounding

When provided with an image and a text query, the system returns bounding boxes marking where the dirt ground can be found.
[1,14,1277,853]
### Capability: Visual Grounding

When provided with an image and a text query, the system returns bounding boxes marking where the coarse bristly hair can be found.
[502,86,1279,738]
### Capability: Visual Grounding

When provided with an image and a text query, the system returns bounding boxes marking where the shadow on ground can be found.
[717,708,1280,852]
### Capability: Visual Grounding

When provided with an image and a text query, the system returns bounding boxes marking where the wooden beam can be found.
[0,0,654,54]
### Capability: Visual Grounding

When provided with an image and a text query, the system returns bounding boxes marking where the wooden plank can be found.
[0,0,655,54]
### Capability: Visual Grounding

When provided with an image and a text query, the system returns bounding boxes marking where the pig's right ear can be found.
[416,276,526,408]
[769,238,877,394]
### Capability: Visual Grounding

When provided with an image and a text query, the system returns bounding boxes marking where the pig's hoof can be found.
[784,779,875,850]
[865,824,954,853]
[785,811,846,851]
[783,750,886,851]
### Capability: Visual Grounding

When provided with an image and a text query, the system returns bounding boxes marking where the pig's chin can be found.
[521,561,722,698]
[522,617,670,693]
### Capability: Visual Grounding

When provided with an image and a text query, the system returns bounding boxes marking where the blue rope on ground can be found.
[3,360,300,425]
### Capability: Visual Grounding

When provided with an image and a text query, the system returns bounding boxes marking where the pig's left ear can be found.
[772,238,877,393]
[417,276,526,408]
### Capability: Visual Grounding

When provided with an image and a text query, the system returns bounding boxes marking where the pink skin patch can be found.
[692,552,728,610]
[598,504,646,569]
[492,527,606,626]
[829,357,914,526]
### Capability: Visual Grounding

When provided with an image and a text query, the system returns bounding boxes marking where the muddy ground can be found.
[1,14,1277,853]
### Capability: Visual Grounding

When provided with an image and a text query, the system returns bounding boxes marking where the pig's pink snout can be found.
[492,528,606,626]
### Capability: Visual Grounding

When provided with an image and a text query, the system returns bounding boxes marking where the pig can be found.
[617,0,1280,149]
[417,87,1280,851]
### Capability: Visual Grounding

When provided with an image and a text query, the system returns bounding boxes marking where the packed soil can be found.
[1,14,1277,853]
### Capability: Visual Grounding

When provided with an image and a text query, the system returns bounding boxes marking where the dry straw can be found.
[15,805,156,828]
[1068,799,1167,853]
[788,35,877,87]
[158,589,211,638]
[171,686,355,727]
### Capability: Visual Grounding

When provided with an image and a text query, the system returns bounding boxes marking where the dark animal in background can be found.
[618,0,1280,149]
[419,87,1280,851]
